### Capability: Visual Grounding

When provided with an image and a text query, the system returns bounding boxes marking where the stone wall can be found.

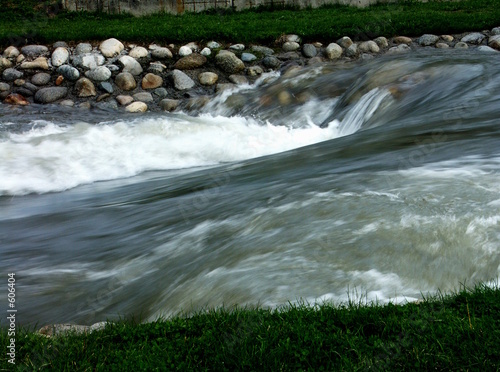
[62,0,394,15]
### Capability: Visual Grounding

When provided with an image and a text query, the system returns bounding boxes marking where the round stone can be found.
[302,44,317,58]
[153,87,168,99]
[2,68,23,82]
[460,32,485,44]
[215,50,245,73]
[170,69,195,90]
[133,92,154,102]
[374,37,388,48]
[57,65,80,81]
[206,41,221,49]
[336,36,353,49]
[74,77,96,97]
[51,47,69,67]
[129,46,148,59]
[74,43,92,55]
[85,66,112,82]
[229,44,245,51]
[198,72,218,86]
[118,56,143,75]
[241,53,257,62]
[173,54,207,70]
[151,47,173,59]
[99,38,124,58]
[282,42,300,52]
[454,42,469,49]
[125,101,148,113]
[21,45,48,58]
[178,46,192,57]
[262,56,281,69]
[200,48,211,57]
[359,41,380,53]
[115,72,137,91]
[393,36,412,45]
[325,43,343,59]
[141,73,163,89]
[34,87,68,103]
[418,34,439,46]
[31,73,51,86]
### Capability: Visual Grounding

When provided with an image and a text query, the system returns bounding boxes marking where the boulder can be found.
[325,43,343,59]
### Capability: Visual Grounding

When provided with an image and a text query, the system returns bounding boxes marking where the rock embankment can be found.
[1,28,499,113]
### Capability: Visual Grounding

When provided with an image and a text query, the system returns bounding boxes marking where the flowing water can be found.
[1,50,500,326]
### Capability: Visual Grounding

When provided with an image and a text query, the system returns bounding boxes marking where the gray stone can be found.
[57,65,80,81]
[302,44,317,58]
[151,47,173,59]
[74,43,92,55]
[229,44,245,51]
[0,82,10,92]
[22,82,38,93]
[2,68,23,82]
[489,35,500,50]
[171,69,195,90]
[85,66,112,82]
[59,99,74,107]
[277,52,300,60]
[118,56,143,75]
[99,38,124,58]
[74,78,96,97]
[216,83,236,93]
[282,41,300,52]
[374,36,388,48]
[160,98,179,111]
[251,45,274,55]
[262,56,281,69]
[241,53,257,62]
[215,50,245,73]
[229,75,248,85]
[3,46,20,59]
[133,92,154,102]
[153,87,168,99]
[34,87,67,103]
[72,53,106,70]
[178,46,192,57]
[206,41,221,49]
[461,32,485,44]
[345,44,359,58]
[325,43,343,59]
[358,41,380,53]
[126,101,148,113]
[31,73,51,86]
[21,45,48,58]
[492,27,500,36]
[106,64,120,73]
[115,72,137,91]
[148,62,166,74]
[454,42,469,49]
[198,72,218,86]
[129,46,148,59]
[247,66,263,76]
[15,87,33,97]
[51,47,69,67]
[418,34,439,46]
[99,82,114,93]
[477,45,498,53]
[387,44,411,54]
[53,41,68,48]
[336,36,353,49]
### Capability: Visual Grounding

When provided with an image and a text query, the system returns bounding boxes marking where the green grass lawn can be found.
[0,0,499,46]
[1,283,500,370]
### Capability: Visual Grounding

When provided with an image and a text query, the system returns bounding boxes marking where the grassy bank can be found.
[1,284,500,370]
[0,0,499,46]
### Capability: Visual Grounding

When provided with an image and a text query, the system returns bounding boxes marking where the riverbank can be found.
[1,283,499,370]
[1,27,499,114]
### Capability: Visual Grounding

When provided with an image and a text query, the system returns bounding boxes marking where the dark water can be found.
[1,50,500,326]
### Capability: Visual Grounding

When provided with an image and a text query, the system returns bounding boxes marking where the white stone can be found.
[229,44,245,51]
[51,47,69,67]
[118,55,143,76]
[85,66,112,81]
[207,41,221,49]
[99,38,124,58]
[125,101,148,113]
[325,43,343,59]
[282,42,300,52]
[73,53,106,70]
[129,46,148,59]
[178,46,192,57]
[285,34,301,43]
[477,45,498,53]
[200,47,211,56]
[184,42,199,51]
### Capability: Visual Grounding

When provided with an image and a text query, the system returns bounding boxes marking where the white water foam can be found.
[0,114,340,195]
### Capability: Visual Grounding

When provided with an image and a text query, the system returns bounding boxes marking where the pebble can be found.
[133,92,154,102]
[215,50,245,73]
[206,41,221,49]
[148,62,166,74]
[51,47,69,67]
[21,45,48,58]
[20,57,49,70]
[99,82,114,94]
[116,95,134,106]
[200,48,211,57]
[118,56,143,75]
[74,77,96,97]
[3,46,20,59]
[57,65,80,81]
[59,99,75,107]
[198,72,218,86]
[393,36,412,45]
[387,44,411,54]
[241,53,257,62]
[34,87,68,103]
[229,44,245,51]
[99,38,124,58]
[85,66,112,82]
[492,27,500,36]
[74,43,93,55]
[151,47,173,59]
[454,42,469,49]
[302,44,317,58]
[31,73,51,86]
[13,79,25,87]
[2,68,23,82]
[115,72,137,91]
[171,69,195,90]
[0,82,10,91]
[461,32,485,44]
[419,34,439,46]
[285,34,301,43]
[325,43,343,59]
[125,101,148,113]
[337,36,353,49]
[173,54,207,70]
[160,98,179,111]
[178,46,192,57]
[141,73,163,89]
[129,46,148,59]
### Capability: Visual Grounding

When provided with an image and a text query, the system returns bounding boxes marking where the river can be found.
[1,49,499,326]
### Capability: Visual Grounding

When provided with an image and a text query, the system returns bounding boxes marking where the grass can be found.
[1,283,500,370]
[0,0,499,47]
